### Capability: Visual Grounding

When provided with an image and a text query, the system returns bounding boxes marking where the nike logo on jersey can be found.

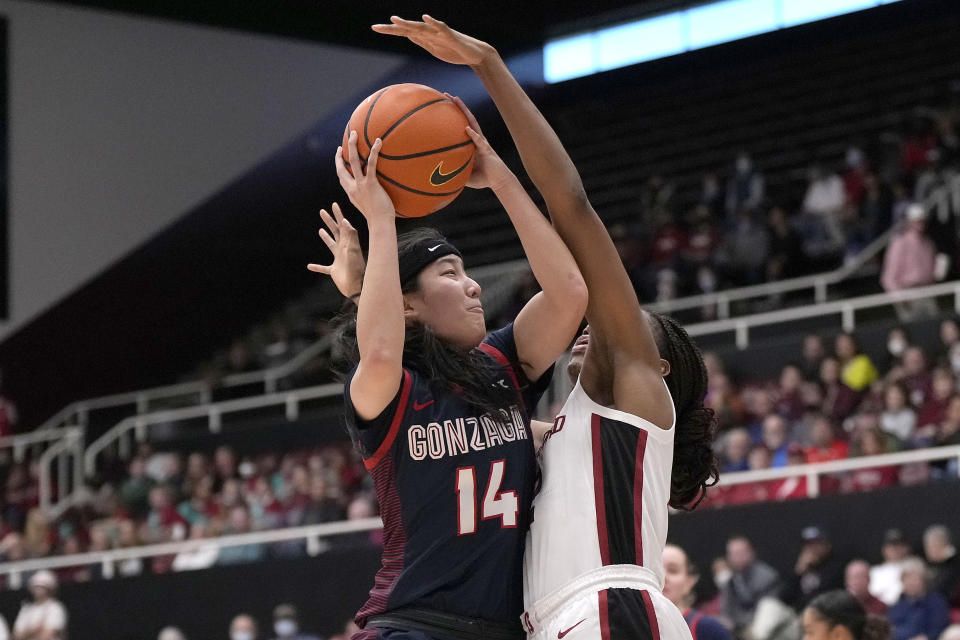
[558,619,586,638]
[429,158,471,186]
[427,244,443,252]
[413,398,435,411]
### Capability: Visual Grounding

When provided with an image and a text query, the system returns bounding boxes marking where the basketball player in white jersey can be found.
[374,16,720,640]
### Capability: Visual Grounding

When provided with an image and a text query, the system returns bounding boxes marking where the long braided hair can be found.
[331,228,518,417]
[649,312,719,510]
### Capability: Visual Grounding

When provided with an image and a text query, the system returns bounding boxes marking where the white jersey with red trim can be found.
[523,376,676,608]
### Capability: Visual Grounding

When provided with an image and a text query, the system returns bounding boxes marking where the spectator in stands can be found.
[802,334,828,382]
[922,525,959,606]
[881,204,938,322]
[662,544,733,640]
[706,373,744,432]
[178,475,219,525]
[230,614,259,640]
[115,518,144,577]
[720,428,751,473]
[721,535,783,634]
[899,346,932,405]
[843,147,870,208]
[0,369,19,439]
[23,508,53,559]
[880,382,917,445]
[785,526,846,610]
[805,414,850,464]
[766,205,806,285]
[269,604,319,640]
[847,427,899,493]
[887,557,950,640]
[803,162,846,242]
[934,397,960,458]
[762,414,791,468]
[120,456,154,519]
[158,628,187,640]
[217,504,264,565]
[717,208,769,286]
[836,332,880,393]
[725,151,765,218]
[700,173,725,218]
[142,485,188,544]
[871,529,912,606]
[12,570,67,640]
[937,318,960,365]
[916,368,955,441]
[214,445,239,489]
[302,474,345,525]
[776,364,806,422]
[883,328,911,372]
[802,590,892,640]
[847,559,889,615]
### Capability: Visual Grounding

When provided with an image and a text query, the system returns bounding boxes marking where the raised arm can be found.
[335,131,404,420]
[373,17,659,375]
[453,97,586,381]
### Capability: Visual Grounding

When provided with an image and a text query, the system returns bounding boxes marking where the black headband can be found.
[399,237,463,288]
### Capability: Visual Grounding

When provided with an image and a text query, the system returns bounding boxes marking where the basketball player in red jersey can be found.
[374,16,719,640]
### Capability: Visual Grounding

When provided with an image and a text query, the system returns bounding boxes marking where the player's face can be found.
[404,256,486,351]
[566,325,590,381]
[801,609,834,640]
[661,545,696,608]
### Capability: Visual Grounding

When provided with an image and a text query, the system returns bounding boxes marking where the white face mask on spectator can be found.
[275,620,297,637]
[231,632,254,640]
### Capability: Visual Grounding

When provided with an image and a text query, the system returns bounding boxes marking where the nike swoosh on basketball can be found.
[558,619,586,639]
[427,244,443,252]
[413,398,435,410]
[429,158,471,186]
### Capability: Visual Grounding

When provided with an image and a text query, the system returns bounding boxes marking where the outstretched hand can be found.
[335,130,395,221]
[307,202,366,299]
[372,15,495,67]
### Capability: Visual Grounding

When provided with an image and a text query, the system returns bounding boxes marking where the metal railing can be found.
[649,227,892,318]
[0,517,382,589]
[685,279,960,349]
[83,382,343,478]
[4,446,959,584]
[35,334,335,436]
[37,428,85,519]
[716,444,960,499]
[0,427,78,464]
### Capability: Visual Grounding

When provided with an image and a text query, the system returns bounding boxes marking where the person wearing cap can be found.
[881,203,938,322]
[268,604,319,640]
[311,85,587,639]
[11,570,67,640]
[871,529,913,606]
[784,526,846,610]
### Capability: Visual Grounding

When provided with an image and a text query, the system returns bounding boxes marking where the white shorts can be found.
[522,566,692,640]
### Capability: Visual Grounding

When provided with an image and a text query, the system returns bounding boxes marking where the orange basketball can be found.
[341,83,475,218]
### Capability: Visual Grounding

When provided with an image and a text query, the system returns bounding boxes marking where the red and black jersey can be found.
[344,323,552,627]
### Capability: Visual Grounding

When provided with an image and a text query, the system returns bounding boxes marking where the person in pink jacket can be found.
[881,204,938,321]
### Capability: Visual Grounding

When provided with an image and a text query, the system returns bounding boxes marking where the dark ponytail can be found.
[649,313,719,510]
[807,590,892,640]
[331,228,517,418]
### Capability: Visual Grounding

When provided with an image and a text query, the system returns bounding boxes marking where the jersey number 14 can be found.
[455,459,519,535]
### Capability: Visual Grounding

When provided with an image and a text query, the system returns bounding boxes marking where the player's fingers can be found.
[318,228,336,251]
[307,263,332,274]
[371,24,405,35]
[453,96,483,134]
[331,202,347,227]
[465,126,486,146]
[334,147,354,186]
[366,138,382,177]
[422,15,447,28]
[347,130,363,177]
[319,209,339,240]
